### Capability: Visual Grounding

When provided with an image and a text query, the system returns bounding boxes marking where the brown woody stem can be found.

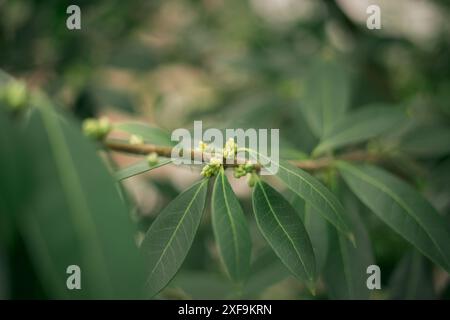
[104,140,382,171]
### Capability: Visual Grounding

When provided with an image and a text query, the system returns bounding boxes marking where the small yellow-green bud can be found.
[233,165,246,178]
[209,157,222,167]
[246,172,257,188]
[98,117,112,135]
[223,138,237,158]
[82,117,111,140]
[82,118,100,138]
[129,134,144,145]
[147,152,159,166]
[201,157,222,177]
[201,165,213,177]
[244,161,255,172]
[198,140,208,152]
[1,80,28,111]
[234,161,256,179]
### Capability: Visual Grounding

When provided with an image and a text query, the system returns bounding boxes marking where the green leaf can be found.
[389,250,435,299]
[252,180,316,288]
[243,249,290,298]
[114,122,174,146]
[303,204,329,273]
[276,159,354,241]
[0,108,33,216]
[314,105,405,155]
[429,157,450,193]
[212,169,251,283]
[338,162,450,273]
[243,149,353,242]
[399,124,450,158]
[141,179,209,297]
[114,158,172,181]
[21,104,145,299]
[323,189,374,299]
[170,271,232,299]
[289,194,329,273]
[0,108,33,248]
[301,59,351,138]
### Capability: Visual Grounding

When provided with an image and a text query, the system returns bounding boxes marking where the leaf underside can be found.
[141,179,209,297]
[252,180,316,286]
[338,162,450,274]
[212,169,251,283]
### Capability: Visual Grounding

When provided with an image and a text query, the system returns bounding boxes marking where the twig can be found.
[104,140,382,171]
[104,140,263,170]
[291,150,381,170]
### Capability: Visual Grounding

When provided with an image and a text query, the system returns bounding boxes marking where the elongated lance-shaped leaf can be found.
[243,249,290,298]
[314,105,405,156]
[278,160,353,242]
[325,229,373,299]
[114,122,174,146]
[0,108,33,217]
[303,204,329,273]
[21,103,145,299]
[115,158,172,181]
[212,168,251,283]
[0,107,34,251]
[242,149,354,242]
[338,162,450,273]
[289,194,329,273]
[389,250,435,299]
[323,188,374,299]
[399,124,450,158]
[252,180,316,289]
[169,271,232,299]
[300,59,351,138]
[141,179,209,297]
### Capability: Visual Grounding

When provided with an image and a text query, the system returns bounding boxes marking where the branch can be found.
[104,140,382,171]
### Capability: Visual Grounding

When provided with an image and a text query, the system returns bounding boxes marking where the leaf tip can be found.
[307,282,317,296]
[349,233,357,248]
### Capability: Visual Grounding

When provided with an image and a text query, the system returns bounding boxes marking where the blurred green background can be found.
[1,0,450,299]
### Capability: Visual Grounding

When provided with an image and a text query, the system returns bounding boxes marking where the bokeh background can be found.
[1,0,450,299]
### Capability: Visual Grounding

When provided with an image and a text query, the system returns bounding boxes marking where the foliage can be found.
[1,0,450,300]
